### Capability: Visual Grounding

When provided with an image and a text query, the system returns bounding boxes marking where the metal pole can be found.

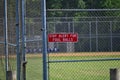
[16,0,21,80]
[21,0,27,80]
[41,0,48,80]
[47,9,120,12]
[4,0,9,80]
[89,22,92,52]
[110,21,113,51]
[96,17,98,51]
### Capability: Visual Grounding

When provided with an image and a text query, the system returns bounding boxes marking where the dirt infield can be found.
[26,52,120,58]
[0,52,120,58]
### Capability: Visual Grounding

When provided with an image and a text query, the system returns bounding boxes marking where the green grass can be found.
[26,56,120,80]
[0,57,16,80]
[26,57,43,80]
[0,58,5,80]
[0,55,120,80]
[49,61,120,80]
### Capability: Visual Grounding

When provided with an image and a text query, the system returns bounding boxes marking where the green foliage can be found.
[84,0,104,9]
[103,0,120,8]
[5,0,120,17]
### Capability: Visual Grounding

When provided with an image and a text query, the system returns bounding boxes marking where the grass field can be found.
[0,56,16,80]
[0,52,120,80]
[26,52,120,80]
[0,58,5,80]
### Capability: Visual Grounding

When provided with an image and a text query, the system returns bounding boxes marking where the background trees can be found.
[1,0,120,17]
[23,0,120,19]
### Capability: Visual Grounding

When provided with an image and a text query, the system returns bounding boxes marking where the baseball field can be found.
[0,52,120,80]
[26,52,120,80]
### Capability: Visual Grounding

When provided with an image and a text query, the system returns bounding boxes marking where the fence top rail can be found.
[47,9,120,12]
[48,20,120,23]
[48,58,120,63]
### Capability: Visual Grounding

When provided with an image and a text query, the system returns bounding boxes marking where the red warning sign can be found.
[48,33,78,42]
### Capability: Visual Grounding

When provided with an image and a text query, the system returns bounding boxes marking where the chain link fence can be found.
[6,1,18,80]
[0,0,43,79]
[0,0,24,80]
[4,0,17,80]
[47,9,120,52]
[25,0,43,80]
[0,0,5,80]
[47,9,120,80]
[26,0,42,53]
[25,7,120,80]
[1,0,120,80]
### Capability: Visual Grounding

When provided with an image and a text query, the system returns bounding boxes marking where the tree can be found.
[83,0,104,9]
[103,0,120,8]
[47,0,86,17]
[62,0,86,17]
[46,0,62,17]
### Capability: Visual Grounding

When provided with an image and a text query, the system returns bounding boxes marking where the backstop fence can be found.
[0,0,43,80]
[47,9,120,52]
[0,0,26,80]
[46,9,120,80]
[26,9,120,53]
[0,1,5,80]
[0,0,17,80]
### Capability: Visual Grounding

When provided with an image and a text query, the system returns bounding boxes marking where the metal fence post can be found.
[21,0,27,80]
[16,0,21,80]
[41,0,48,80]
[95,17,98,51]
[4,0,9,80]
[89,22,92,52]
[110,68,120,80]
[110,21,113,51]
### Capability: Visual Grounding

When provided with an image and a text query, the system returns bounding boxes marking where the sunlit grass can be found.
[26,54,120,80]
[1,53,120,80]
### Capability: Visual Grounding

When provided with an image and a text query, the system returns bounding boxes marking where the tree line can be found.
[47,0,120,9]
[1,0,120,17]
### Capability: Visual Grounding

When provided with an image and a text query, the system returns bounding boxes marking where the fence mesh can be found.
[47,9,120,52]
[0,0,5,80]
[0,0,20,79]
[3,0,18,80]
[47,9,120,80]
[1,0,43,79]
[7,0,17,73]
[26,0,42,53]
[1,0,120,80]
[26,0,43,80]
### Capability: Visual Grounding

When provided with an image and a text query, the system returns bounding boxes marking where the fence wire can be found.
[26,0,42,53]
[0,0,5,80]
[7,0,17,73]
[47,9,120,80]
[25,0,43,80]
[0,0,23,79]
[1,0,43,79]
[1,0,120,80]
[47,9,120,52]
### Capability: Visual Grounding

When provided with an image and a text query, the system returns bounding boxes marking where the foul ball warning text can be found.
[48,33,78,42]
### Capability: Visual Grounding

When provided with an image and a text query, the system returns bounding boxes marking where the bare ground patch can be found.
[0,52,120,58]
